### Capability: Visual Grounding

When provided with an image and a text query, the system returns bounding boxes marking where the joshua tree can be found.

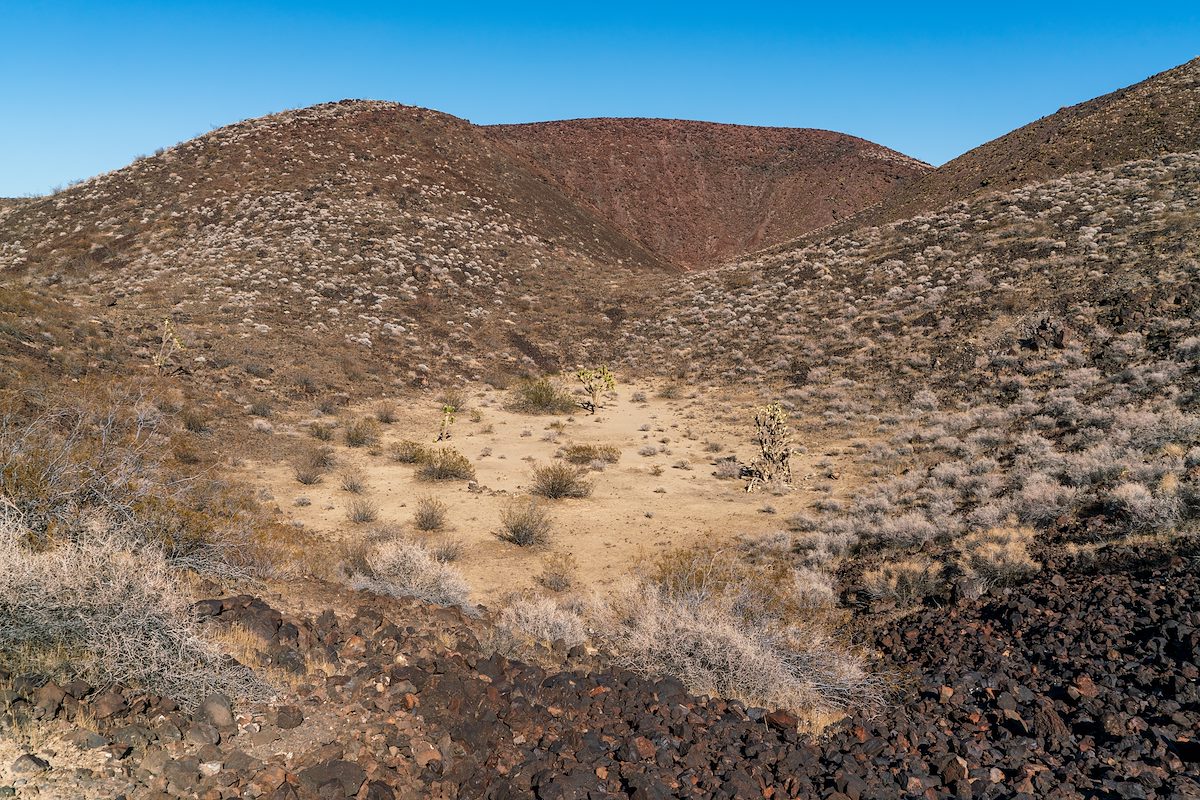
[747,403,792,492]
[436,404,456,441]
[576,365,616,415]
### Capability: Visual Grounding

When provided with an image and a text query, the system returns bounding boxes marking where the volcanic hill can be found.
[489,118,929,268]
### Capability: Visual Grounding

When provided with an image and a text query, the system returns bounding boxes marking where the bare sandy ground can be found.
[237,382,857,604]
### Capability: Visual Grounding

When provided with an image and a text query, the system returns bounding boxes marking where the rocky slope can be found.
[806,57,1200,241]
[0,101,676,389]
[489,118,929,269]
[4,544,1196,799]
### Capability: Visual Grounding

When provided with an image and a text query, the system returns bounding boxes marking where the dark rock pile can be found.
[3,557,1197,799]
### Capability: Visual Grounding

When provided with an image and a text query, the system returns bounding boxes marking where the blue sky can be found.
[1,1,1197,196]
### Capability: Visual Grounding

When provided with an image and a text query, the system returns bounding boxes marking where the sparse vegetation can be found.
[389,439,432,464]
[558,442,620,465]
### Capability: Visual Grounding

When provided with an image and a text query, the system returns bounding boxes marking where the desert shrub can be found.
[499,596,586,646]
[509,377,576,415]
[1107,480,1182,531]
[309,421,335,441]
[537,551,579,591]
[559,443,621,465]
[498,498,553,546]
[389,440,432,464]
[294,465,323,486]
[591,562,879,715]
[1014,476,1077,526]
[958,525,1039,586]
[656,384,682,400]
[428,537,464,563]
[340,468,367,494]
[347,498,378,524]
[413,496,448,531]
[347,538,471,608]
[374,402,397,424]
[631,391,648,403]
[343,417,380,448]
[531,463,593,499]
[181,409,210,434]
[860,558,944,607]
[417,448,476,481]
[638,445,659,457]
[305,446,337,471]
[0,518,267,708]
[713,458,741,479]
[438,387,468,411]
[249,400,272,418]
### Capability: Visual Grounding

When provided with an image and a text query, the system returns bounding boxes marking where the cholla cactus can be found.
[576,365,616,415]
[436,404,456,441]
[748,403,792,492]
[153,318,186,375]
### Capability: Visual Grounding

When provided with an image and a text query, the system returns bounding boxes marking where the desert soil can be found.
[237,381,858,603]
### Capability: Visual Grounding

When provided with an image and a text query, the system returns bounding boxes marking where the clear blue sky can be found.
[2,1,1197,196]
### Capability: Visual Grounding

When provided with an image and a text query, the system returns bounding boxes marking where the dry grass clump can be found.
[860,558,944,607]
[537,551,578,592]
[417,448,476,481]
[181,409,210,434]
[427,536,464,563]
[339,468,368,494]
[309,421,335,441]
[590,547,877,717]
[346,536,471,608]
[388,440,432,464]
[509,377,576,415]
[498,497,553,546]
[499,596,586,647]
[343,417,380,448]
[530,462,593,499]
[374,402,397,424]
[413,496,448,531]
[559,443,621,465]
[958,525,1039,586]
[0,516,268,708]
[346,498,379,524]
[713,458,742,479]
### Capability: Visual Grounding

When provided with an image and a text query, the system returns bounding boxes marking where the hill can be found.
[488,118,929,268]
[0,101,677,391]
[805,56,1200,240]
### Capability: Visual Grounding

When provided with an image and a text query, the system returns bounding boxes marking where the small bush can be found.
[295,465,323,485]
[417,448,476,481]
[638,445,659,457]
[413,496,449,531]
[428,537,464,563]
[0,520,267,708]
[537,552,579,591]
[305,446,336,471]
[182,410,210,434]
[531,463,593,499]
[499,597,586,646]
[344,417,380,448]
[347,498,379,524]
[340,468,368,494]
[374,402,397,424]
[498,498,553,546]
[860,558,943,607]
[509,377,576,414]
[959,525,1038,586]
[389,440,432,464]
[348,538,471,608]
[249,400,272,418]
[713,458,741,479]
[439,387,468,411]
[559,443,621,465]
[310,421,335,441]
